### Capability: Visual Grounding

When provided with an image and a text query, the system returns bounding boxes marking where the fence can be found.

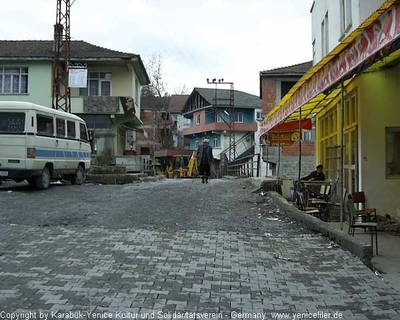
[226,154,260,177]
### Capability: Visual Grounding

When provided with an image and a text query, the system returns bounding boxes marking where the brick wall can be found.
[282,141,314,156]
[261,78,277,116]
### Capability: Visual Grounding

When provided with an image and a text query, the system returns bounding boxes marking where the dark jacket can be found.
[300,170,325,181]
[197,145,214,166]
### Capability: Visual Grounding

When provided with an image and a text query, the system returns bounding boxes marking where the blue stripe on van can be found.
[35,149,91,159]
[36,149,56,158]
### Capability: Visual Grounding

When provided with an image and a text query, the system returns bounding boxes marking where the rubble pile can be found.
[377,215,400,235]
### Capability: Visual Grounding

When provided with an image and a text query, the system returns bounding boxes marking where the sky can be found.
[0,0,313,96]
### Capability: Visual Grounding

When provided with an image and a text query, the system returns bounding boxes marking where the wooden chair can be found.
[322,187,346,222]
[351,191,377,222]
[296,191,321,218]
[347,194,378,255]
[309,184,331,206]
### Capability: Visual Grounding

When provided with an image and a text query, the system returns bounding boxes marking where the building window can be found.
[213,135,220,148]
[321,12,329,56]
[140,147,150,155]
[195,140,199,149]
[386,127,400,178]
[196,114,201,126]
[79,72,111,96]
[0,67,28,94]
[303,127,315,141]
[340,0,352,35]
[234,112,243,123]
[281,81,297,99]
[256,110,262,120]
[216,112,224,123]
[312,39,316,58]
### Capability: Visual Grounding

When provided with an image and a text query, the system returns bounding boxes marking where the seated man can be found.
[301,164,325,181]
[300,164,326,201]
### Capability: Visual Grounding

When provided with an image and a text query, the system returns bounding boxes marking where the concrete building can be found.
[0,40,149,157]
[182,87,260,161]
[260,0,400,219]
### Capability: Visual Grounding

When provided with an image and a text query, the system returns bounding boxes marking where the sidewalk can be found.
[330,221,400,288]
[248,177,400,290]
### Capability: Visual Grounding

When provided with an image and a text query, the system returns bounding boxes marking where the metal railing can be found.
[226,154,260,177]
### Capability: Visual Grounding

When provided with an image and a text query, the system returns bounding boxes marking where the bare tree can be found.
[174,84,189,95]
[141,54,174,150]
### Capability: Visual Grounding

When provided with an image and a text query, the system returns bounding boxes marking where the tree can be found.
[174,84,189,95]
[141,54,174,150]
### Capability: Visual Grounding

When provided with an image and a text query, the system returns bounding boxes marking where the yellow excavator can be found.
[155,150,198,178]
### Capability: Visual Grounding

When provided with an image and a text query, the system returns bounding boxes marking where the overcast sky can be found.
[0,0,313,96]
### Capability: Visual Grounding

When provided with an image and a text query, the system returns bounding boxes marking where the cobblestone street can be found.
[0,178,399,319]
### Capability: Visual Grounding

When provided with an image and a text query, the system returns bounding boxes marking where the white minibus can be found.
[0,101,91,189]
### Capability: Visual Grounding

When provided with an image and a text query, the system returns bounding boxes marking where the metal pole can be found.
[266,135,269,177]
[277,123,281,177]
[298,108,302,184]
[340,81,345,230]
[152,110,156,175]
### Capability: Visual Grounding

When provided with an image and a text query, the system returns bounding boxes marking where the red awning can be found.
[268,119,312,133]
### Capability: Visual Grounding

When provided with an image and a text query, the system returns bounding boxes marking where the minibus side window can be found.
[67,121,76,139]
[56,118,66,137]
[37,115,54,136]
[79,123,88,141]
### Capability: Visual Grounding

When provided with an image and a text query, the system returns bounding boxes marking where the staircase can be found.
[218,132,260,177]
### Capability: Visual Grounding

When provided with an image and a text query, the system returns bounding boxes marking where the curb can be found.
[248,178,373,267]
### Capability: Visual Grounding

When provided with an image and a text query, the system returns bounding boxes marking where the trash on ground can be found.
[327,242,340,249]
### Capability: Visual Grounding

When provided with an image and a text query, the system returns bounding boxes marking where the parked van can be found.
[0,101,91,189]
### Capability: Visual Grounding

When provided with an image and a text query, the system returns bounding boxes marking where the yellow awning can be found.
[260,0,399,136]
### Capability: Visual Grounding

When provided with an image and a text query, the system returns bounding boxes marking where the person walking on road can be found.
[197,138,214,183]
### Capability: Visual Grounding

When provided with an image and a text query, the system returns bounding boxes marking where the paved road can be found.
[0,178,399,319]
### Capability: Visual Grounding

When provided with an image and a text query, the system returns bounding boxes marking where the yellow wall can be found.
[359,65,400,218]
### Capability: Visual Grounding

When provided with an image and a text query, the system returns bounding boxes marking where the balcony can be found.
[183,122,257,136]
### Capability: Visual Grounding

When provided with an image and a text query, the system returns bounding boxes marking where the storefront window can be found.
[386,127,400,178]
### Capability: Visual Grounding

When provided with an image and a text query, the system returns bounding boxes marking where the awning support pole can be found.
[340,81,345,230]
[277,123,281,177]
[298,108,302,184]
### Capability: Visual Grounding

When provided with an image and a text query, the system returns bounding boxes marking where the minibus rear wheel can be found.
[71,165,85,185]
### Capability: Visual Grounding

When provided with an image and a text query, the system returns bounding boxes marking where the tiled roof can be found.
[260,61,313,76]
[168,94,189,113]
[183,88,261,113]
[0,40,138,60]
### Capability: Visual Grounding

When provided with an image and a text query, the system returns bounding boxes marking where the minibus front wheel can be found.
[36,166,51,190]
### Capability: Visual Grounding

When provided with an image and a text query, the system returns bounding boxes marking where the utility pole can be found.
[206,79,235,161]
[52,0,72,112]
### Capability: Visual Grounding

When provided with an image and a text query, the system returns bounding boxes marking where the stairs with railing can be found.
[218,132,259,177]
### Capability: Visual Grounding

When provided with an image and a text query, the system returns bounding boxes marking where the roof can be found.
[185,87,261,111]
[0,40,150,84]
[0,101,84,121]
[0,40,137,59]
[260,61,313,76]
[168,95,189,113]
